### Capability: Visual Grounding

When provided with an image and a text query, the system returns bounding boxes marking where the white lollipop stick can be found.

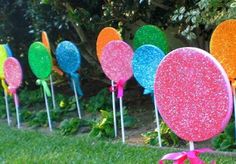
[43,88,52,131]
[119,97,125,143]
[72,79,81,119]
[14,95,20,129]
[154,96,162,147]
[111,80,117,137]
[4,90,11,126]
[49,75,56,109]
[189,141,194,150]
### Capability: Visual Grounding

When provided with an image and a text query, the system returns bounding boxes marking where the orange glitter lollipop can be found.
[210,19,236,80]
[42,31,51,50]
[96,27,122,62]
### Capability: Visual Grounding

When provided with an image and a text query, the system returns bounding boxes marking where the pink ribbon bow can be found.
[159,148,215,164]
[8,86,19,108]
[109,80,125,98]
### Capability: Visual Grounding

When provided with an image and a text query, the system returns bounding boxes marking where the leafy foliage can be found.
[212,121,236,151]
[89,109,136,138]
[59,118,81,135]
[172,0,236,41]
[82,88,111,113]
[141,121,181,146]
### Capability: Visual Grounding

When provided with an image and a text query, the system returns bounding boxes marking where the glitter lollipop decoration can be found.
[42,31,56,110]
[96,27,122,61]
[101,40,133,143]
[155,47,232,163]
[96,27,122,138]
[132,45,165,147]
[55,41,83,118]
[0,44,11,126]
[28,42,53,131]
[133,25,169,54]
[4,44,13,57]
[210,19,236,140]
[4,57,22,128]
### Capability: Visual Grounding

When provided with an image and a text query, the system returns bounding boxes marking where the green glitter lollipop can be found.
[28,42,52,79]
[28,42,52,97]
[28,41,53,131]
[133,25,169,54]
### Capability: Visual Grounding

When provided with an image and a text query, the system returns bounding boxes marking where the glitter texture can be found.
[28,42,52,79]
[133,25,169,54]
[42,31,51,50]
[154,47,232,142]
[96,27,122,61]
[0,45,8,78]
[132,45,165,93]
[55,41,81,74]
[101,40,133,82]
[210,19,236,79]
[4,57,22,88]
[4,44,13,57]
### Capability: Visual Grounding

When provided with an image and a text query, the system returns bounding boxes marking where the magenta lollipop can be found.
[155,47,232,163]
[4,57,23,128]
[101,40,133,143]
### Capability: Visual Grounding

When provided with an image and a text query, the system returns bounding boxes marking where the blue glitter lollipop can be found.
[132,45,165,94]
[132,44,165,147]
[55,41,83,118]
[4,44,13,57]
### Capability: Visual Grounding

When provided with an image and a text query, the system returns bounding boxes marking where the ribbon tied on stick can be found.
[109,80,125,98]
[36,79,51,97]
[159,148,215,164]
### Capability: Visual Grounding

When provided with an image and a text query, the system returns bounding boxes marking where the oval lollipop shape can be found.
[154,47,232,142]
[133,25,169,54]
[0,45,8,78]
[28,42,52,79]
[101,40,133,83]
[210,19,236,79]
[55,41,81,74]
[96,27,122,61]
[4,57,22,89]
[132,45,165,93]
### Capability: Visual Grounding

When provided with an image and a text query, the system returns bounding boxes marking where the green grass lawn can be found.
[0,124,235,164]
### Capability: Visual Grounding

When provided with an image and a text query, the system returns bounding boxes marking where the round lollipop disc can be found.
[28,42,52,79]
[42,31,51,50]
[101,40,133,82]
[133,25,169,54]
[210,19,236,79]
[0,45,8,78]
[55,41,81,74]
[154,47,232,142]
[96,27,122,62]
[132,45,165,92]
[4,57,22,88]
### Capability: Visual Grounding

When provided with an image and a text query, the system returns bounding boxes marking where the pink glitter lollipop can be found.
[100,40,133,143]
[156,47,232,163]
[4,57,23,128]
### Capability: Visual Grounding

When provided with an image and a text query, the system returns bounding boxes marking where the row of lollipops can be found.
[0,32,84,132]
[96,19,236,163]
[0,18,235,163]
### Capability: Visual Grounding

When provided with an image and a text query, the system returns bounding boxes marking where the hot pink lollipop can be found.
[156,47,232,163]
[101,40,133,97]
[4,57,23,128]
[100,40,133,143]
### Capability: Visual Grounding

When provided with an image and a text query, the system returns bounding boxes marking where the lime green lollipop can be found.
[133,25,169,54]
[28,42,52,96]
